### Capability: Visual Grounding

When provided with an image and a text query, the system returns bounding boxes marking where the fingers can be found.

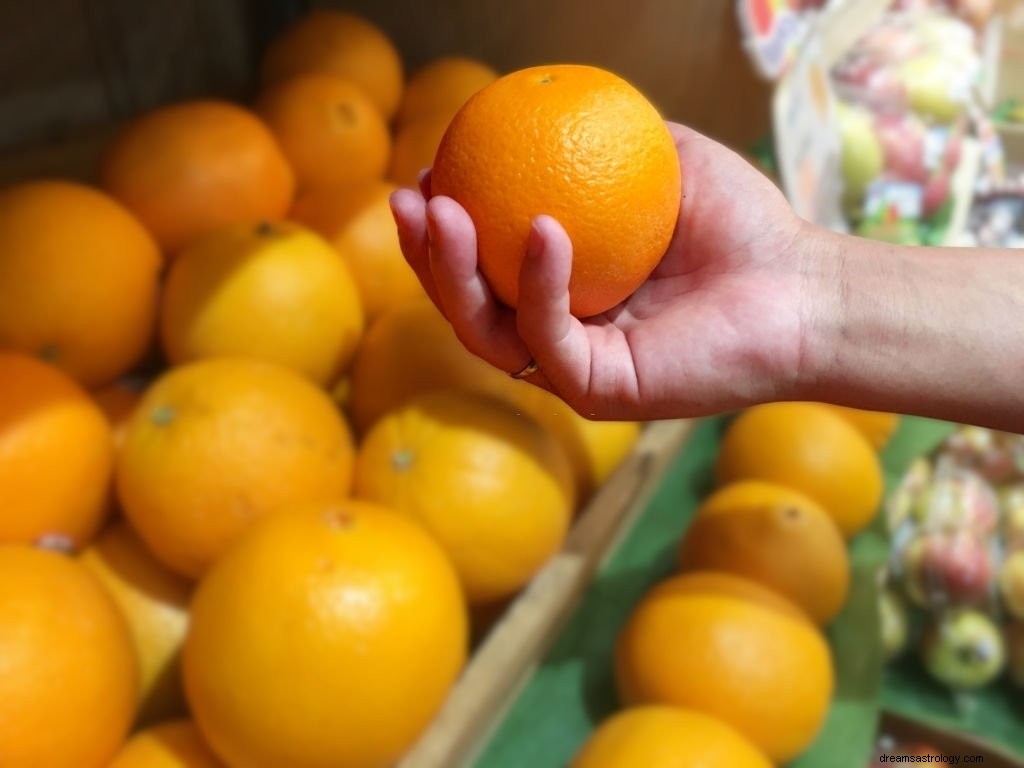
[425,196,533,375]
[389,188,444,309]
[515,216,593,396]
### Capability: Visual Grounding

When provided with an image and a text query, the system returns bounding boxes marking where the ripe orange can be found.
[100,100,295,254]
[0,352,113,549]
[116,358,355,578]
[0,545,137,767]
[260,10,404,120]
[814,403,900,451]
[80,520,192,727]
[255,73,391,192]
[108,720,223,768]
[396,55,499,128]
[0,180,161,387]
[678,480,851,625]
[289,181,424,322]
[614,571,833,764]
[183,499,467,768]
[354,390,575,604]
[160,220,364,385]
[389,111,452,187]
[570,706,773,768]
[715,402,884,538]
[432,64,681,317]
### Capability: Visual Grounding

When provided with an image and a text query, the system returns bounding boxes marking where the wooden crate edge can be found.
[398,418,698,768]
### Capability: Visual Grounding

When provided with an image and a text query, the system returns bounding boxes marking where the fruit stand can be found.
[2,1,1024,767]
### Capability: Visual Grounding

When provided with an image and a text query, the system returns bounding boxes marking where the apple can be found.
[921,609,1006,689]
[837,103,885,201]
[875,114,928,182]
[887,457,932,532]
[942,426,1023,484]
[912,473,999,535]
[922,170,952,220]
[902,530,995,608]
[880,587,911,660]
[899,55,969,125]
[1004,501,1024,552]
[1000,551,1024,620]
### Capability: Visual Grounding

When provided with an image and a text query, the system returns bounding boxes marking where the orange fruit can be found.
[570,706,773,768]
[100,100,295,254]
[289,181,424,322]
[108,720,223,768]
[116,358,354,578]
[354,390,575,604]
[80,520,192,727]
[614,571,833,764]
[715,402,884,538]
[255,73,391,193]
[0,545,137,767]
[395,55,500,128]
[160,220,364,385]
[260,9,404,120]
[813,403,900,451]
[678,480,851,625]
[183,499,467,768]
[388,111,452,187]
[0,180,161,387]
[432,64,681,317]
[0,352,113,549]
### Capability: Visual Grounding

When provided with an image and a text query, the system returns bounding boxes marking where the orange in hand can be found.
[431,64,681,318]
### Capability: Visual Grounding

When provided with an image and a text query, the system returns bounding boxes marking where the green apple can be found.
[837,103,884,201]
[921,609,1006,689]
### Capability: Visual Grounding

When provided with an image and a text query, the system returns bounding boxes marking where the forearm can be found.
[795,225,1024,432]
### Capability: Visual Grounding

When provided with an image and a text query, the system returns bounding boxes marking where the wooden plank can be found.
[398,418,697,768]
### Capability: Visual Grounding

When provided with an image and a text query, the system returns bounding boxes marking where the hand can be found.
[389,122,815,421]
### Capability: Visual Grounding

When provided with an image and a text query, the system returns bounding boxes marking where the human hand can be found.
[389,122,816,421]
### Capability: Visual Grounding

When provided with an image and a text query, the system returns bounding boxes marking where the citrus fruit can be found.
[0,180,161,387]
[614,571,834,764]
[354,390,575,604]
[255,73,391,192]
[100,100,295,254]
[396,55,499,127]
[431,64,681,317]
[715,402,884,538]
[0,352,113,548]
[678,480,851,625]
[80,519,192,727]
[108,720,223,768]
[289,181,424,322]
[570,706,773,768]
[260,9,404,120]
[0,545,137,767]
[388,111,451,187]
[183,499,467,768]
[814,403,900,451]
[116,358,354,578]
[160,220,364,385]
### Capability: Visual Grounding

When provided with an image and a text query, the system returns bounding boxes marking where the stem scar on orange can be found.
[431,64,682,318]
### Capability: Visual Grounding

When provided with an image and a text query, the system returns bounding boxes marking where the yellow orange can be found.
[396,55,499,127]
[388,111,451,187]
[108,720,223,768]
[814,403,900,451]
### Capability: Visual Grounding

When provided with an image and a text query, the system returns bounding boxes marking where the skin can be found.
[390,122,1024,432]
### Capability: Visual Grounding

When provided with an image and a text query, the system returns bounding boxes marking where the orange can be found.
[715,402,884,538]
[100,100,295,254]
[183,499,467,768]
[395,55,499,128]
[116,358,354,578]
[255,73,391,193]
[108,720,223,768]
[160,220,364,385]
[614,571,833,764]
[388,111,452,187]
[813,403,900,451]
[354,390,575,604]
[678,480,851,625]
[260,9,404,120]
[570,706,773,768]
[431,64,681,317]
[289,181,424,322]
[0,180,162,387]
[0,352,113,549]
[0,545,137,767]
[80,520,192,727]
[347,297,638,497]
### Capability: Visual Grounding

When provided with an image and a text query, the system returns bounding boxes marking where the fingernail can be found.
[526,218,545,260]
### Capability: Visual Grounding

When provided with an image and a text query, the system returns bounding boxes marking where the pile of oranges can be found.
[571,402,896,767]
[0,9,647,768]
